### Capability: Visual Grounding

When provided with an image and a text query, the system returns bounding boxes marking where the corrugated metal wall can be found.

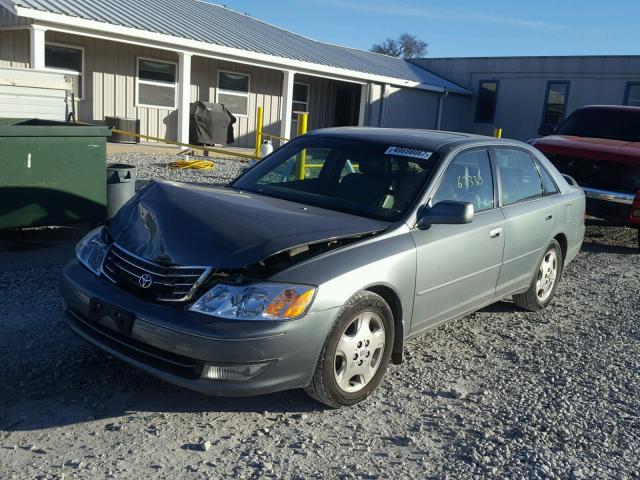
[0,5,30,27]
[191,56,282,148]
[0,29,30,69]
[46,32,285,147]
[295,74,337,136]
[48,31,178,141]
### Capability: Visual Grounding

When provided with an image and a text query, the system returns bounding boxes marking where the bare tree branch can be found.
[371,33,428,58]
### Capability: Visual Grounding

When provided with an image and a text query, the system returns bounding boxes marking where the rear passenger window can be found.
[494,149,543,206]
[431,149,494,212]
[537,161,560,195]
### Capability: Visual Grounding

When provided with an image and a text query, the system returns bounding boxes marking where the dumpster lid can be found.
[0,118,111,137]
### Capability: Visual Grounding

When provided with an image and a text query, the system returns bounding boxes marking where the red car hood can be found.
[533,135,640,165]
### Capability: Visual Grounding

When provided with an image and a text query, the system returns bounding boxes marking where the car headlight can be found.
[190,283,317,321]
[75,227,108,275]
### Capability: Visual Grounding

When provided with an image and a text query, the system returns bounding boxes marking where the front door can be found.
[410,148,505,334]
[334,85,360,127]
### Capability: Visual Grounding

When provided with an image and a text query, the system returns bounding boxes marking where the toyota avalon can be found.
[61,128,585,408]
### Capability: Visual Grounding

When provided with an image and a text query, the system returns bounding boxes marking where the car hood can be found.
[107,181,389,268]
[533,135,640,164]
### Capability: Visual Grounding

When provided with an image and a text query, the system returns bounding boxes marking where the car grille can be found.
[101,244,210,303]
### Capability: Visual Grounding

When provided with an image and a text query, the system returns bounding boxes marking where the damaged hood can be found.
[107,181,389,268]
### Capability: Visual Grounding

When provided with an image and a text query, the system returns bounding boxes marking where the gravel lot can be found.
[1,153,639,479]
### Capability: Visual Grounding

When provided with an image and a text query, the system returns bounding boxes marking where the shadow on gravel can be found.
[478,300,521,314]
[581,241,639,255]
[1,348,323,433]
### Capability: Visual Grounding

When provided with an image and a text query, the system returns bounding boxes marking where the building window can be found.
[45,43,84,99]
[292,82,310,120]
[136,57,177,109]
[474,80,499,123]
[217,71,250,116]
[624,82,640,107]
[542,81,570,127]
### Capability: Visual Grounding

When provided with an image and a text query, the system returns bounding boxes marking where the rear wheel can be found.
[305,291,394,408]
[513,239,563,311]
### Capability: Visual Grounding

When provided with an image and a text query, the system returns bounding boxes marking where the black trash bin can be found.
[106,163,137,219]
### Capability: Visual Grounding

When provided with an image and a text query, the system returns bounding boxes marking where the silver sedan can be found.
[62,128,585,408]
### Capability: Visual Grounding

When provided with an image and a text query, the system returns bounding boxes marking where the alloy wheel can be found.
[334,311,386,393]
[536,249,558,302]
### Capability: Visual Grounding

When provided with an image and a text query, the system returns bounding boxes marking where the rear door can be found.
[492,147,557,298]
[410,148,505,334]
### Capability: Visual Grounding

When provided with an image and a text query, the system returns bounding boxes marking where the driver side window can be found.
[431,149,495,212]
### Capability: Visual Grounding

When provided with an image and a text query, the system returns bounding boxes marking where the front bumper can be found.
[60,261,339,396]
[583,187,640,228]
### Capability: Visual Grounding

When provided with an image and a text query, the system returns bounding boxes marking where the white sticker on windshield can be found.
[385,146,433,160]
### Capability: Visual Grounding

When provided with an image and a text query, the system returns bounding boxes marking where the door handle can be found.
[489,227,503,239]
[545,213,553,221]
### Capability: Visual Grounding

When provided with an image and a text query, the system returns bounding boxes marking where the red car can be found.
[530,105,640,249]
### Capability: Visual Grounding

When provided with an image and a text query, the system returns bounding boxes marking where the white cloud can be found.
[315,1,566,31]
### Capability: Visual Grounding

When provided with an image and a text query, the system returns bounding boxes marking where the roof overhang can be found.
[11,5,453,90]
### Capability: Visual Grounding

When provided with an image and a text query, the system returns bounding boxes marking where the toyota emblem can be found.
[138,274,153,289]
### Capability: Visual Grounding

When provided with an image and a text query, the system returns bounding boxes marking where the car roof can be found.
[306,127,522,151]
[577,105,640,112]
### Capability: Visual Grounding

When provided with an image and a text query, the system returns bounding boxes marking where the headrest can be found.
[358,157,387,176]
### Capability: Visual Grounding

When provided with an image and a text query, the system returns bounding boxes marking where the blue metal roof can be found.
[11,0,469,93]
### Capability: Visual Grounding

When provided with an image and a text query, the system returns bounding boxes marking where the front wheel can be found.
[305,291,394,408]
[513,239,563,311]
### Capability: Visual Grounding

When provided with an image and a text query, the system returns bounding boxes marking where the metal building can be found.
[412,56,640,140]
[0,0,469,147]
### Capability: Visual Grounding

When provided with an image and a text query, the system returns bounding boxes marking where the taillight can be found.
[632,191,640,218]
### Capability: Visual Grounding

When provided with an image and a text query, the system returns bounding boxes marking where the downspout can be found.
[435,90,449,130]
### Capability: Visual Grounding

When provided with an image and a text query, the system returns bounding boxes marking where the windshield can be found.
[556,108,640,142]
[232,136,440,221]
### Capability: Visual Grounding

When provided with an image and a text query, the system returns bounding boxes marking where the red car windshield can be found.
[556,108,640,142]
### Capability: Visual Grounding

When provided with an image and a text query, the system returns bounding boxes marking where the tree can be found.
[371,33,428,59]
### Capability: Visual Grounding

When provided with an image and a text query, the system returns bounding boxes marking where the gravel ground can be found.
[1,153,639,479]
[107,152,248,190]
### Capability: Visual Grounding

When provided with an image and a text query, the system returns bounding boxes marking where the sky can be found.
[221,0,640,58]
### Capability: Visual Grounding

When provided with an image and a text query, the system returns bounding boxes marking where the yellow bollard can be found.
[295,112,308,180]
[493,128,503,139]
[255,106,264,158]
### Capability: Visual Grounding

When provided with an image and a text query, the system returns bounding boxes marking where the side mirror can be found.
[537,124,556,137]
[562,174,579,187]
[417,201,474,230]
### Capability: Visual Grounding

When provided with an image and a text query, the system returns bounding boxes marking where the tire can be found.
[513,239,563,312]
[304,290,395,408]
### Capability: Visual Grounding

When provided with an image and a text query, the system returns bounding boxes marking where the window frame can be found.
[623,81,640,106]
[292,81,311,121]
[541,80,571,128]
[429,146,498,214]
[216,69,251,118]
[135,56,178,110]
[490,146,546,208]
[533,159,560,197]
[44,42,85,101]
[474,80,500,124]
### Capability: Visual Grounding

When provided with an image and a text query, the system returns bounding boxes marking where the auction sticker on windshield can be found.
[385,146,433,160]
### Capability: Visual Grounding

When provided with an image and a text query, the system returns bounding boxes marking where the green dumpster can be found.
[0,119,111,230]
